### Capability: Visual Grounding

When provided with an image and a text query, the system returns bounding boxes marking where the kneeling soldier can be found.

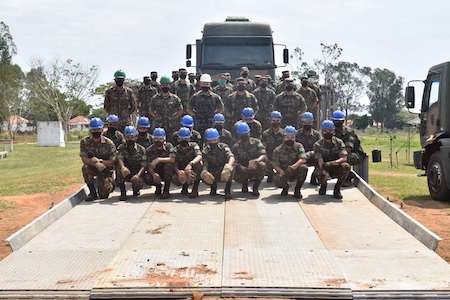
[171,114,203,147]
[103,114,125,148]
[201,128,235,199]
[233,122,266,197]
[172,127,203,198]
[213,113,233,146]
[80,118,116,201]
[136,116,152,149]
[146,128,175,199]
[272,126,308,199]
[314,120,351,199]
[116,126,147,201]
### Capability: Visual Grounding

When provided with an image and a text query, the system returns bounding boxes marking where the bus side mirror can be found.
[283,48,289,64]
[405,86,415,109]
[186,60,192,68]
[186,44,192,59]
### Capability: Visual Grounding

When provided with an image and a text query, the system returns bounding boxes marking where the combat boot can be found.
[319,182,327,196]
[333,182,343,199]
[86,183,98,202]
[155,183,162,196]
[161,181,171,199]
[181,184,189,195]
[266,174,273,183]
[133,188,140,197]
[310,171,319,186]
[251,181,261,197]
[294,185,303,199]
[241,181,249,193]
[119,184,127,201]
[224,181,232,200]
[210,182,217,196]
[281,185,289,197]
[189,180,200,198]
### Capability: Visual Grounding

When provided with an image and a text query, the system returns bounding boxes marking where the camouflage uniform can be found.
[246,120,262,139]
[227,91,259,128]
[232,137,266,185]
[145,142,175,187]
[136,133,152,149]
[103,128,125,149]
[253,87,276,130]
[116,142,147,191]
[296,128,322,153]
[334,126,364,166]
[202,143,234,194]
[218,128,233,146]
[298,86,318,126]
[104,86,137,128]
[171,129,203,148]
[172,142,202,186]
[262,128,284,180]
[174,80,195,113]
[189,90,223,135]
[137,84,157,117]
[149,93,183,138]
[213,85,233,108]
[272,142,308,189]
[150,80,161,93]
[273,92,306,127]
[80,136,117,198]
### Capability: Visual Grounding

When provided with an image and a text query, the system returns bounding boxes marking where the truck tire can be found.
[427,152,450,201]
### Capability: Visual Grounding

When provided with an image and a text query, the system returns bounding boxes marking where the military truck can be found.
[405,61,450,201]
[185,16,289,80]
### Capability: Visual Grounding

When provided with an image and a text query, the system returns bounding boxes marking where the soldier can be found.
[224,73,233,89]
[314,120,351,199]
[201,128,235,199]
[213,73,233,108]
[103,114,125,148]
[172,127,203,198]
[104,70,137,130]
[228,78,259,128]
[275,70,291,94]
[136,116,152,149]
[272,126,308,199]
[232,122,266,197]
[174,68,195,113]
[254,75,262,88]
[80,118,116,201]
[296,112,322,185]
[170,70,180,93]
[171,114,203,147]
[189,74,224,136]
[195,73,202,91]
[240,66,256,92]
[273,77,306,127]
[116,126,147,201]
[150,71,161,93]
[146,128,175,199]
[265,75,276,92]
[188,72,196,86]
[307,70,321,128]
[213,113,233,146]
[149,76,184,139]
[298,77,319,127]
[262,111,284,183]
[137,76,157,118]
[237,107,262,139]
[253,76,276,130]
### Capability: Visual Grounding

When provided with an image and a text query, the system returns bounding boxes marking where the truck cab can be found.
[186,17,289,80]
[405,61,450,201]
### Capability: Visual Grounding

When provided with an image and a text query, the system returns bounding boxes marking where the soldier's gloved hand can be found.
[201,170,215,185]
[121,167,130,177]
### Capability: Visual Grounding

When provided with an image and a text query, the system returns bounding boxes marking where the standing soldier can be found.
[150,71,161,93]
[254,75,262,88]
[103,114,125,148]
[116,126,147,201]
[273,77,306,127]
[137,76,157,118]
[171,115,203,147]
[275,70,291,94]
[136,116,152,149]
[233,122,266,197]
[174,68,195,113]
[307,70,321,128]
[239,66,256,92]
[146,128,175,199]
[224,73,233,89]
[296,112,322,185]
[80,118,116,201]
[298,77,319,127]
[188,73,196,86]
[228,78,259,128]
[262,111,284,183]
[237,107,262,139]
[265,75,276,92]
[314,120,351,199]
[272,126,308,199]
[201,128,235,199]
[253,76,276,130]
[149,76,184,139]
[172,127,203,198]
[104,70,137,130]
[213,73,233,111]
[213,113,233,146]
[189,74,224,136]
[170,70,180,93]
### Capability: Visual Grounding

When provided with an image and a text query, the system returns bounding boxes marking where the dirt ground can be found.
[0,184,82,260]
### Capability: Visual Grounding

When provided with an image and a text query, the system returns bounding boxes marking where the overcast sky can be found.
[2,0,449,94]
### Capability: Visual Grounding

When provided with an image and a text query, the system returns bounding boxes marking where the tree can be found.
[367,68,404,129]
[352,114,372,130]
[290,47,311,78]
[0,63,25,137]
[0,21,17,64]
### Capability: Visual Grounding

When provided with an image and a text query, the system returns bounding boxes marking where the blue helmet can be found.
[332,110,345,121]
[235,121,250,135]
[177,127,192,139]
[153,127,166,139]
[284,126,297,136]
[213,113,225,124]
[321,120,335,130]
[271,111,282,119]
[242,107,255,119]
[106,114,119,124]
[137,116,151,128]
[301,112,314,122]
[89,117,104,129]
[124,125,138,137]
[181,115,194,128]
[205,128,220,141]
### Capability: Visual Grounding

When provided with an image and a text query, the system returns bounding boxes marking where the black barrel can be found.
[372,150,382,163]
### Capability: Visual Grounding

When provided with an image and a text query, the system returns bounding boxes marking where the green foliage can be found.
[352,114,371,130]
[90,107,107,119]
[0,21,17,64]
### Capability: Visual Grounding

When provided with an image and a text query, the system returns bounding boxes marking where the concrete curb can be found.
[353,171,442,251]
[5,185,88,251]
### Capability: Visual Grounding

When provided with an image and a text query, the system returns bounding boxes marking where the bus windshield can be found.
[202,37,274,68]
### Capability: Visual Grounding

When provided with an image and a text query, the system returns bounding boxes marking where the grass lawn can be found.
[0,143,83,196]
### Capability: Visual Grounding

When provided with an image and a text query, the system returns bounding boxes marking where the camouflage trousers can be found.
[234,161,266,184]
[116,168,144,191]
[273,165,308,188]
[82,165,115,198]
[207,167,235,185]
[172,162,202,186]
[143,163,175,186]
[317,162,351,184]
